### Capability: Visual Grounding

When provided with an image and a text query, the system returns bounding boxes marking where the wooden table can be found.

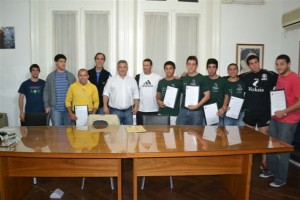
[0,126,126,200]
[127,126,293,200]
[0,126,293,200]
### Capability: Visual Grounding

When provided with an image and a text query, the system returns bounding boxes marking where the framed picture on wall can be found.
[236,43,264,73]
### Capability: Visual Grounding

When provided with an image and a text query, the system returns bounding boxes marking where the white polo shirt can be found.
[138,72,161,112]
[103,75,139,110]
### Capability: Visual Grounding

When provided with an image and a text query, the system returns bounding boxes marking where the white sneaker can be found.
[269,181,286,188]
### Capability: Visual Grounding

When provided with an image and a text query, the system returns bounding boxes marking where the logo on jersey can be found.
[171,83,175,87]
[212,83,219,93]
[236,84,243,94]
[261,74,268,81]
[248,78,264,92]
[142,80,153,87]
[229,89,233,96]
[190,79,196,86]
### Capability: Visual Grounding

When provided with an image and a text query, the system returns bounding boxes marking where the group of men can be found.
[18,53,300,188]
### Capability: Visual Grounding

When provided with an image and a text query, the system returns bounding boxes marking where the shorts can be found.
[243,110,271,128]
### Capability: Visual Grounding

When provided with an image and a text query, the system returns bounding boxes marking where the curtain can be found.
[53,11,78,75]
[85,11,109,70]
[144,12,168,76]
[176,14,199,75]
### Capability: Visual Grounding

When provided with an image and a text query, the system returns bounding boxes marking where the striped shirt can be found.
[54,72,69,111]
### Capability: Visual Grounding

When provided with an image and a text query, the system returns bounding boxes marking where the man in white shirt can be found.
[135,58,161,125]
[103,60,139,125]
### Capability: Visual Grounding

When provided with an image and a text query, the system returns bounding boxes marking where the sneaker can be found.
[269,181,286,188]
[259,171,274,178]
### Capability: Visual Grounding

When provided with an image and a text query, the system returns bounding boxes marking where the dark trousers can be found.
[136,111,158,125]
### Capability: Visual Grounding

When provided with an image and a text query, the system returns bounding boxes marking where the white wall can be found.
[281,0,300,73]
[0,0,299,126]
[0,0,31,126]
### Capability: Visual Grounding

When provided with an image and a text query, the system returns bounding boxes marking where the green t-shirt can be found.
[157,78,183,116]
[180,73,209,111]
[205,76,228,109]
[227,79,246,99]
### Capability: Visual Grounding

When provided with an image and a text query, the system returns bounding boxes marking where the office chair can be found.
[0,113,8,128]
[141,115,173,190]
[22,112,50,185]
[23,113,50,126]
[81,114,120,190]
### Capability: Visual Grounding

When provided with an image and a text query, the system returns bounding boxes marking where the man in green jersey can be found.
[176,56,210,125]
[205,58,229,125]
[156,61,183,125]
[224,63,246,126]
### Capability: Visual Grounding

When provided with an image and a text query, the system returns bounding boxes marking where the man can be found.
[156,61,182,125]
[103,60,139,125]
[65,69,99,124]
[176,56,210,125]
[224,63,246,126]
[205,58,229,125]
[18,64,45,126]
[43,54,76,125]
[135,59,161,125]
[240,54,278,171]
[260,54,300,187]
[88,52,111,114]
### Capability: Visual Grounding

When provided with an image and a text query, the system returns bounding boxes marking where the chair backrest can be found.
[142,115,170,125]
[87,114,120,126]
[24,113,50,126]
[0,113,8,128]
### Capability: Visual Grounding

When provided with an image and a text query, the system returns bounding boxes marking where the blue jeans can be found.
[266,119,297,183]
[176,108,205,125]
[97,107,104,114]
[50,108,71,126]
[110,107,133,125]
[224,112,245,126]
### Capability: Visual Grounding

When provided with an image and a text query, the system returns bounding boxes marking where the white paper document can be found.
[270,90,286,116]
[75,105,88,126]
[226,96,244,119]
[185,86,199,107]
[204,103,219,125]
[164,86,178,109]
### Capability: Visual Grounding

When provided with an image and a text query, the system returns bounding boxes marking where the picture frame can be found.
[236,43,264,73]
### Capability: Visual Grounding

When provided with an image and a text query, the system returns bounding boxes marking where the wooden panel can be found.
[220,154,252,200]
[135,156,243,177]
[8,157,120,177]
[0,157,32,200]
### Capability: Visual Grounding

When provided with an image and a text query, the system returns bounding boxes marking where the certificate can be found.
[226,96,244,119]
[74,105,88,126]
[185,86,199,107]
[163,86,178,109]
[203,103,219,125]
[270,89,286,116]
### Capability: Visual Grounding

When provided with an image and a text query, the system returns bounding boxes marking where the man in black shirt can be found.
[240,54,278,171]
[88,52,111,114]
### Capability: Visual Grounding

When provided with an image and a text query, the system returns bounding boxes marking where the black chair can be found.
[23,113,50,126]
[141,115,173,190]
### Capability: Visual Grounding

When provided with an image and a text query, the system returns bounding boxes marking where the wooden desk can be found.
[0,126,293,200]
[128,126,293,200]
[0,126,126,200]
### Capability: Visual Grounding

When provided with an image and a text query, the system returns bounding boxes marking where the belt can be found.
[110,106,132,112]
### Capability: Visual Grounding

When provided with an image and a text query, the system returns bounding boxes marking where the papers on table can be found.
[163,86,178,109]
[75,105,88,126]
[185,86,199,107]
[226,96,244,119]
[203,103,219,125]
[125,126,146,133]
[270,89,286,116]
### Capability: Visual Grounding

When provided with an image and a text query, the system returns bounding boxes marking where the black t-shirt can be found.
[239,69,278,112]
